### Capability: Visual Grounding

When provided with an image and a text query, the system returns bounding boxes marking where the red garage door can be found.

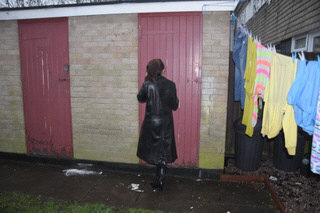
[138,13,202,167]
[18,18,73,158]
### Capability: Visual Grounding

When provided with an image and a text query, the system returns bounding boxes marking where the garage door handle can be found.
[59,78,69,82]
[64,64,69,72]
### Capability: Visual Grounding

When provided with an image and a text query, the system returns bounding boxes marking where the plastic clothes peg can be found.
[292,52,297,63]
[298,51,305,61]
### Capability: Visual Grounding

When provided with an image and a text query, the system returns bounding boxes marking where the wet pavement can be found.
[0,159,279,213]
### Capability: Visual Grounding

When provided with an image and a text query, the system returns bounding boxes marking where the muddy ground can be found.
[224,158,320,212]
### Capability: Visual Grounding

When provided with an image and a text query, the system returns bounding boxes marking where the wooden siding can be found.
[225,52,241,156]
[246,0,320,44]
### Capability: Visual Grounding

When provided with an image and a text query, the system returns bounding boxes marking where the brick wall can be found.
[0,21,26,153]
[246,0,320,44]
[0,12,230,170]
[69,13,230,168]
[69,15,139,163]
[199,12,230,169]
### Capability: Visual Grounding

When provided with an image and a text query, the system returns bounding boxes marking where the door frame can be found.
[18,17,73,158]
[138,12,203,167]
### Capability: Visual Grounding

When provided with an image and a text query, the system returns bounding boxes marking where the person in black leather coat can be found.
[137,59,179,191]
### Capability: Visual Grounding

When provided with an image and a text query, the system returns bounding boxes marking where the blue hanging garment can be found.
[288,59,320,135]
[233,25,248,109]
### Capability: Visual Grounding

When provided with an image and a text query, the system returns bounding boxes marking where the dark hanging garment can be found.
[137,76,179,165]
[233,25,248,109]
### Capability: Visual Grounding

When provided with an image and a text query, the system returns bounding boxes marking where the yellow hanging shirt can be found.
[261,53,298,155]
[242,37,257,136]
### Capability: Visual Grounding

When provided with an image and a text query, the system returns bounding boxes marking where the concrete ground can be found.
[0,159,279,213]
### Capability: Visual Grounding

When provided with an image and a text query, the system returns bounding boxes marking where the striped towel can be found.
[311,90,320,175]
[252,43,272,127]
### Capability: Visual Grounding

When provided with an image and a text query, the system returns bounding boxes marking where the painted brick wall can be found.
[0,12,230,170]
[199,12,230,169]
[69,15,139,163]
[0,21,26,153]
[69,12,230,168]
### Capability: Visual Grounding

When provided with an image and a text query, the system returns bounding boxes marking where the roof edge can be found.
[0,1,238,20]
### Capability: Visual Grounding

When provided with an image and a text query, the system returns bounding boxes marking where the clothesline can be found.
[233,24,320,175]
[238,24,289,54]
[237,24,311,59]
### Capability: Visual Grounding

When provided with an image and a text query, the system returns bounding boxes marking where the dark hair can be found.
[145,59,164,83]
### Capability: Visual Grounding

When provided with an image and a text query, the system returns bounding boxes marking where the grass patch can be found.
[0,192,164,213]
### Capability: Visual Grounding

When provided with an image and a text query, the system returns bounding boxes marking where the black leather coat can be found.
[137,76,179,165]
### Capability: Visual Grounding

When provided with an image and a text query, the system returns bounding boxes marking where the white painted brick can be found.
[0,20,26,154]
[69,15,139,163]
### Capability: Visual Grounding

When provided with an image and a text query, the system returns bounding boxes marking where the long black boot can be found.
[151,161,166,191]
[158,162,167,190]
[151,164,161,190]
